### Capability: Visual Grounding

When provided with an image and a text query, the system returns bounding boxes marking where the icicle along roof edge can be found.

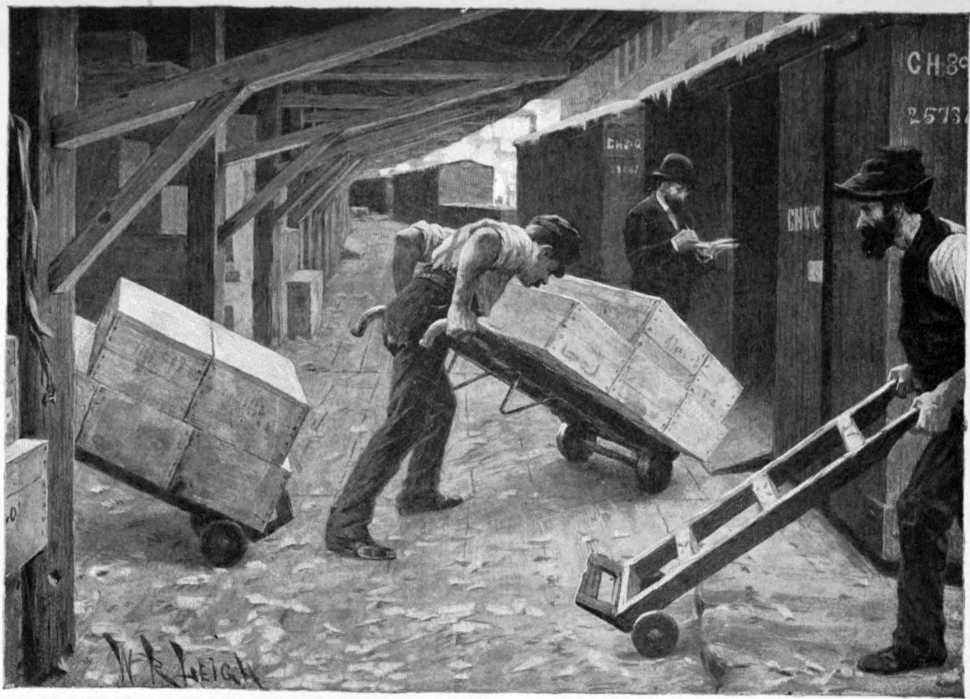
[516,13,824,145]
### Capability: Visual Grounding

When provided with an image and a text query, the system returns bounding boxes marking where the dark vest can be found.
[898,211,965,390]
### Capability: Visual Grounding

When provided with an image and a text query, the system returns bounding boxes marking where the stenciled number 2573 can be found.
[907,105,970,126]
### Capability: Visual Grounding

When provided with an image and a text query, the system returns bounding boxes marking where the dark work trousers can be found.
[327,273,456,540]
[893,403,964,656]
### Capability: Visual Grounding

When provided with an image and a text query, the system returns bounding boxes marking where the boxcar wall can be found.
[825,15,967,563]
[437,160,494,208]
[516,105,643,284]
[392,161,494,226]
[350,177,392,214]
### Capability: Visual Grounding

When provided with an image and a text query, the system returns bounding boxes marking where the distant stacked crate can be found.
[483,277,741,461]
[76,279,309,532]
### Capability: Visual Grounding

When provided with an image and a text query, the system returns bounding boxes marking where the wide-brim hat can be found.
[834,146,934,201]
[652,152,695,186]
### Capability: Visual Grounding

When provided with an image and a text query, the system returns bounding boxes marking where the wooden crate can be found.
[77,386,193,490]
[185,323,308,466]
[285,270,323,340]
[172,431,287,532]
[5,439,48,576]
[6,336,19,446]
[482,280,740,461]
[89,278,212,419]
[545,276,742,421]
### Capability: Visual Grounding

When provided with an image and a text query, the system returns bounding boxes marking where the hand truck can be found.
[574,382,918,657]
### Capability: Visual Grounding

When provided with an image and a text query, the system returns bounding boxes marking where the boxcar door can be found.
[775,51,827,454]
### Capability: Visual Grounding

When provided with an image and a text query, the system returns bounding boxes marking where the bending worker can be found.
[326,215,582,561]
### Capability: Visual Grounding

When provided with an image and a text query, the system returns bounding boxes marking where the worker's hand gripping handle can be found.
[350,305,386,338]
[419,318,449,349]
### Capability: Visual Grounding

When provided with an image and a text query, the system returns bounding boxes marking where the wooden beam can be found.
[563,12,607,52]
[21,9,77,683]
[52,10,501,149]
[309,57,570,82]
[217,134,339,244]
[222,78,521,165]
[275,154,354,222]
[48,88,246,295]
[186,8,226,319]
[280,92,395,110]
[300,110,367,126]
[286,157,364,227]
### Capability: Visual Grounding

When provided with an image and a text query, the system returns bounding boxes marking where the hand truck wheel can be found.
[189,512,209,536]
[200,519,248,567]
[631,611,679,658]
[556,422,594,462]
[635,453,673,494]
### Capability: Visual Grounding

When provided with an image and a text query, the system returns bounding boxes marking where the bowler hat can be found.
[652,153,695,186]
[834,146,934,201]
[528,214,582,274]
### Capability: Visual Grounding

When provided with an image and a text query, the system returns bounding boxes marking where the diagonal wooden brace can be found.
[48,87,247,295]
[217,134,339,244]
[222,78,521,165]
[285,157,364,227]
[275,154,355,222]
[53,10,501,149]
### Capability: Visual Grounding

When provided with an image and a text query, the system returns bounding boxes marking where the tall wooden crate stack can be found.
[76,279,308,534]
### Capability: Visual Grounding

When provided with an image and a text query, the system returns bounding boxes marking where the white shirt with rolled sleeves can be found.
[912,220,966,433]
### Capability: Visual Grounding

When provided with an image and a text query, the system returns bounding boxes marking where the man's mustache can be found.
[858,223,893,259]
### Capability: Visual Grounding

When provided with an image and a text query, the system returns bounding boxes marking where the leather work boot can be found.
[325,525,396,561]
[397,493,464,516]
[857,645,947,675]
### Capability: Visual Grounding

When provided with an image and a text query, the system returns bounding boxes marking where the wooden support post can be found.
[252,87,282,346]
[21,9,77,683]
[48,88,246,295]
[187,8,226,319]
[217,134,339,244]
[286,157,364,228]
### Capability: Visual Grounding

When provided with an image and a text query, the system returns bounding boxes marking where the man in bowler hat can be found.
[835,146,965,674]
[623,152,716,318]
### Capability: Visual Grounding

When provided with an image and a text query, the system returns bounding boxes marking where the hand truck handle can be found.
[420,318,449,349]
[350,305,385,338]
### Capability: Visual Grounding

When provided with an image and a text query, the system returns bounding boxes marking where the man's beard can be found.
[859,212,897,260]
[667,195,686,214]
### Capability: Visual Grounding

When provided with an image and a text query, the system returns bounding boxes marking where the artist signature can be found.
[103,633,264,689]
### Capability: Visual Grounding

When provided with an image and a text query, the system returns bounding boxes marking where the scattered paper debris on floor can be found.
[773,603,795,621]
[175,595,208,611]
[438,603,476,618]
[512,656,548,673]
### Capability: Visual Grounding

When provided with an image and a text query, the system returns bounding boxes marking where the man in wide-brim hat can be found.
[835,145,965,675]
[622,152,718,319]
